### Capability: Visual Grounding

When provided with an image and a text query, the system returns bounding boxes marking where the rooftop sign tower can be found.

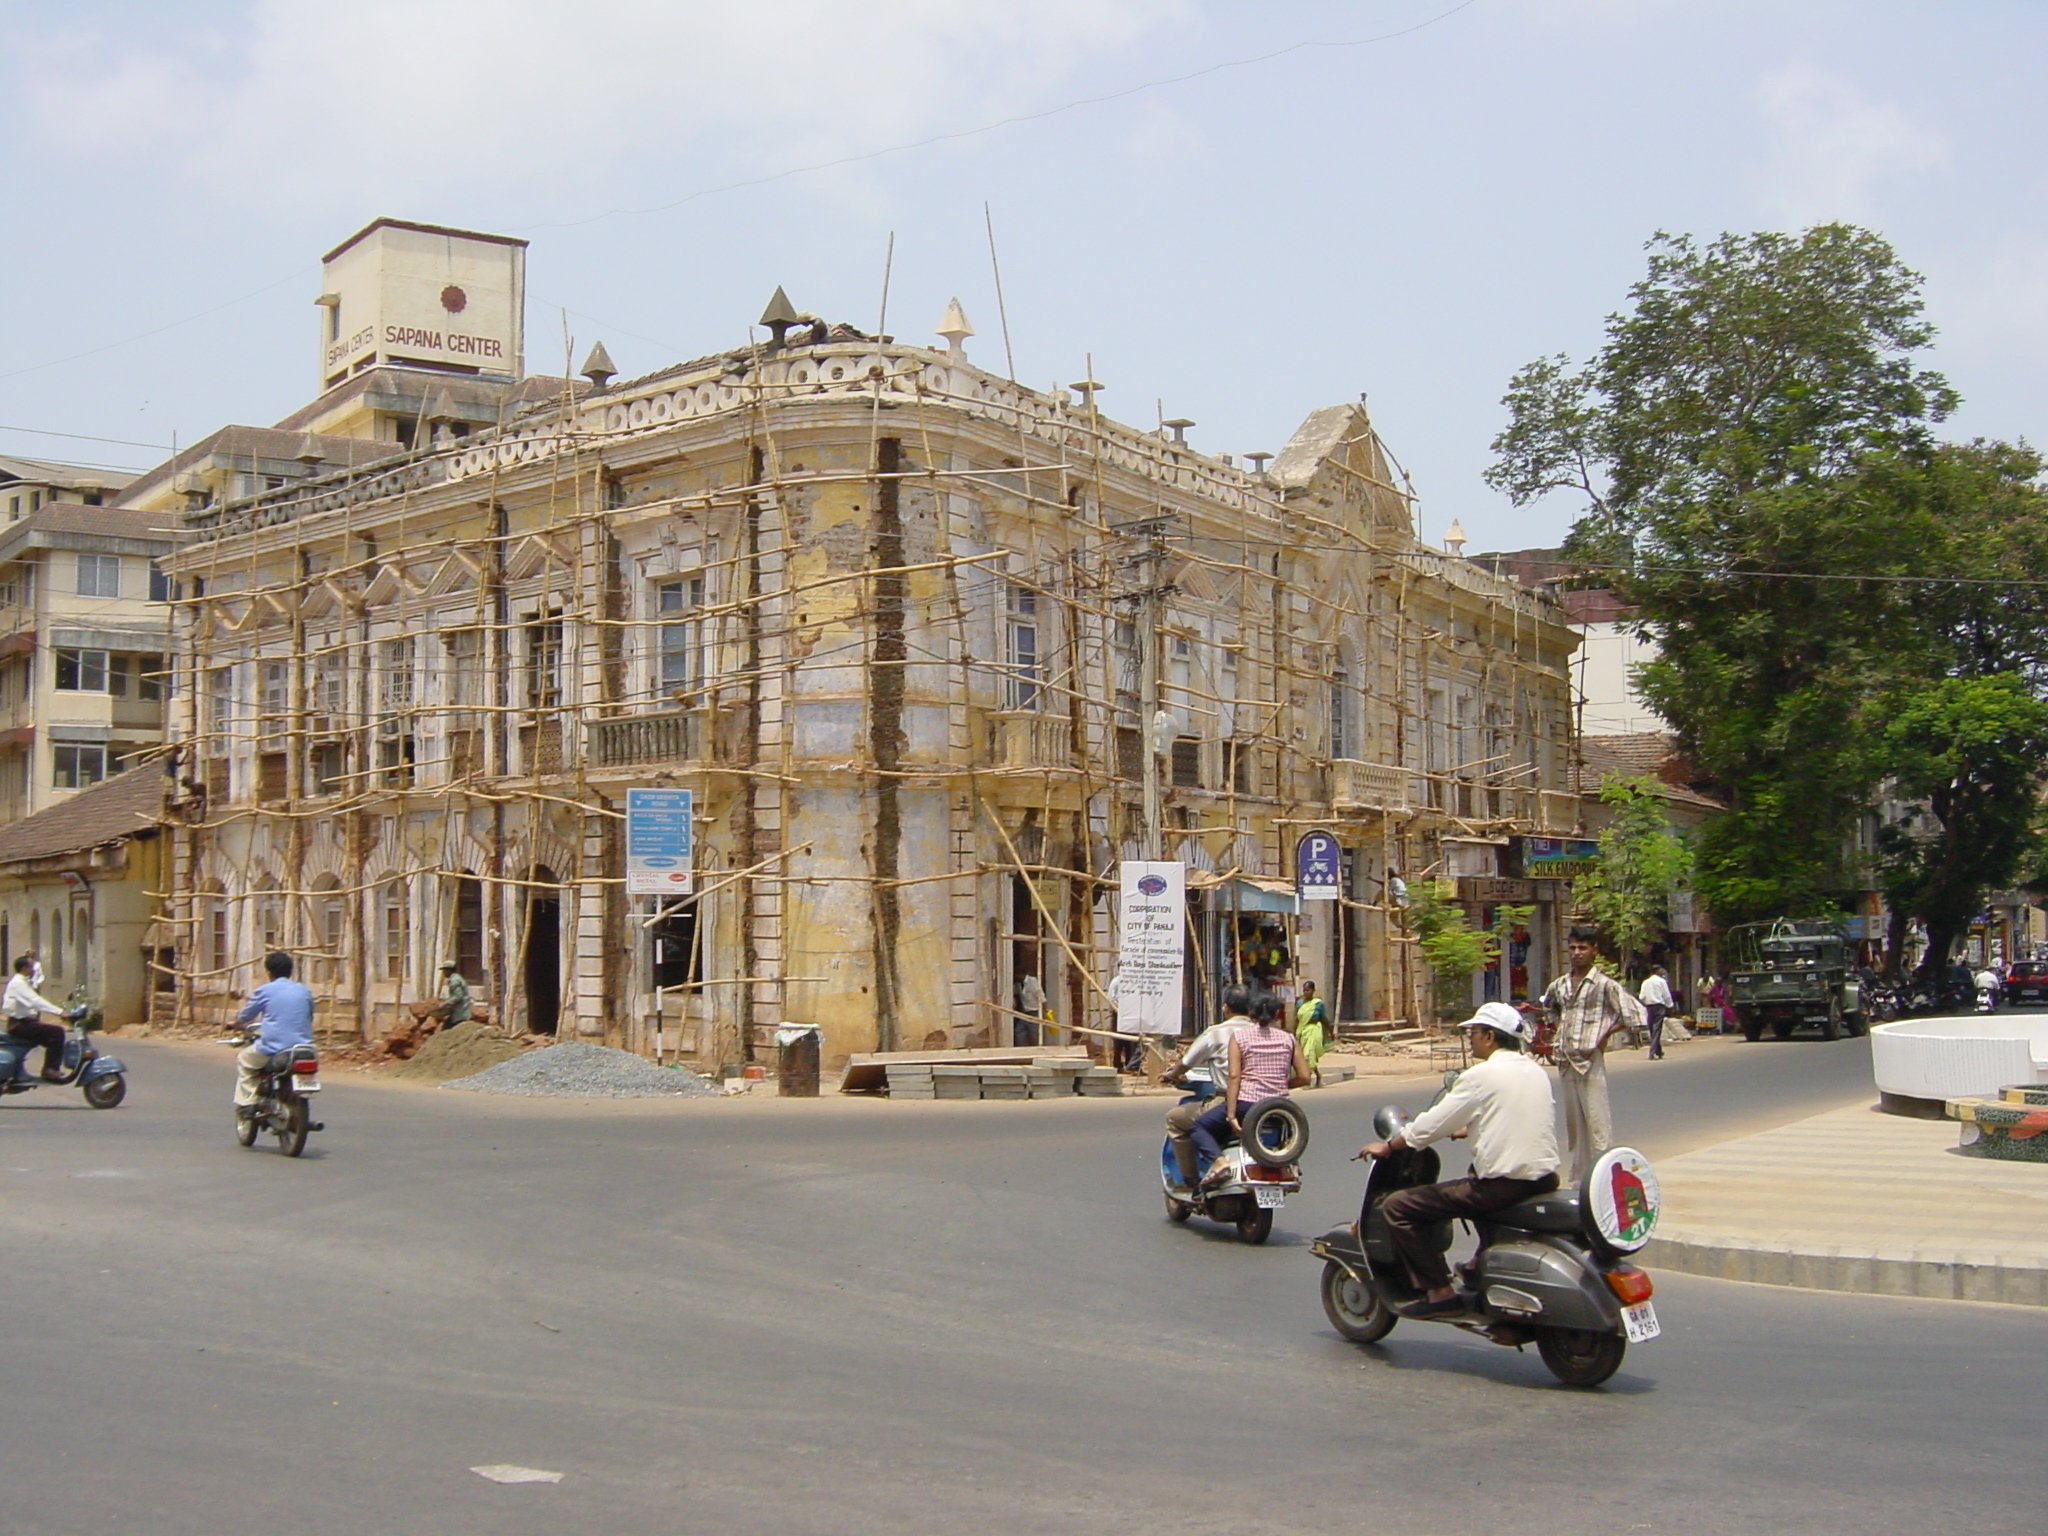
[315,218,527,389]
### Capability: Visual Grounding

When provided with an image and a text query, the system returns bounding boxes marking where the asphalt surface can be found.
[0,1030,2033,1535]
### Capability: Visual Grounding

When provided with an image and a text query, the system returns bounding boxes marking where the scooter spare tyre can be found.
[1240,1096,1309,1167]
[1321,1259,1396,1344]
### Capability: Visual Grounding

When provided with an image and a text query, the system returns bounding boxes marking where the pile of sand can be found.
[389,1021,529,1082]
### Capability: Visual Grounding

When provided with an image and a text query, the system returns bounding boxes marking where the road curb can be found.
[1642,1231,2048,1309]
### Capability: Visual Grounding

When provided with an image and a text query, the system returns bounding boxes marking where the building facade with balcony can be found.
[141,226,1580,1065]
[0,458,177,825]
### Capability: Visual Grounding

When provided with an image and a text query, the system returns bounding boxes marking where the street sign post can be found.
[626,788,695,896]
[1116,861,1185,1035]
[1295,830,1341,901]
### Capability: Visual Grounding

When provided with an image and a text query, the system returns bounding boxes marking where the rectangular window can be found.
[382,884,409,983]
[444,628,483,708]
[649,898,702,991]
[311,642,348,718]
[1330,669,1352,760]
[55,648,109,692]
[1115,726,1142,781]
[377,733,416,789]
[379,637,413,716]
[310,741,347,796]
[53,745,108,789]
[1005,584,1040,711]
[137,654,166,702]
[257,752,288,803]
[1170,736,1202,788]
[205,667,235,734]
[525,618,563,711]
[655,578,704,695]
[76,554,120,598]
[148,562,172,603]
[259,660,289,724]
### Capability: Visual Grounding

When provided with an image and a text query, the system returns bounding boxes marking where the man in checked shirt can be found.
[1542,926,1644,1181]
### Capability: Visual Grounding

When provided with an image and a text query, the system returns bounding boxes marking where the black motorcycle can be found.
[1309,1107,1661,1388]
[231,1033,325,1156]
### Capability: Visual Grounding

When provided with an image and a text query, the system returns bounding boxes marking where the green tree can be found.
[1487,225,1962,922]
[1873,675,2048,983]
[1407,879,1499,1024]
[1571,778,1693,970]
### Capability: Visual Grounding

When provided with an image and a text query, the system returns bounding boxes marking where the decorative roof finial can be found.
[759,286,800,348]
[935,297,974,361]
[580,341,617,389]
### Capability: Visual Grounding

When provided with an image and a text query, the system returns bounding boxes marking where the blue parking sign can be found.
[1296,831,1341,901]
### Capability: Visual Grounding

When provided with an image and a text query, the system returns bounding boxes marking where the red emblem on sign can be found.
[440,285,468,313]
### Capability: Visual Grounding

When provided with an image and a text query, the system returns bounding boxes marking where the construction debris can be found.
[440,1041,716,1098]
[388,1021,530,1082]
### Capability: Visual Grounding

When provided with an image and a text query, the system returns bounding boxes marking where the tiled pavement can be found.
[1642,1102,2048,1308]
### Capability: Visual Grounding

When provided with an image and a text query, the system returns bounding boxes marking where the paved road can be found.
[0,1032,2030,1535]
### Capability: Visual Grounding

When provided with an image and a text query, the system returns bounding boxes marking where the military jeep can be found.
[1726,920,1866,1042]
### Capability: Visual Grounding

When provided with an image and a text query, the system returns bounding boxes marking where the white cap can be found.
[1461,1001,1533,1043]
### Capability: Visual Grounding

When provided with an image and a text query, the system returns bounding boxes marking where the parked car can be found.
[2007,960,2048,1007]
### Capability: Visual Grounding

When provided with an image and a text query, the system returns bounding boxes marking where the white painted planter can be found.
[1869,1015,2048,1103]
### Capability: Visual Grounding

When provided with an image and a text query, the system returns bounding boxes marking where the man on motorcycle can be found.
[1160,985,1249,1193]
[1358,1001,1560,1318]
[4,955,76,1080]
[234,951,315,1117]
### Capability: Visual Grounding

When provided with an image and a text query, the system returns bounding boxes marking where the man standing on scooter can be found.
[234,952,315,1119]
[1543,927,1642,1181]
[4,955,75,1080]
[1358,1002,1559,1318]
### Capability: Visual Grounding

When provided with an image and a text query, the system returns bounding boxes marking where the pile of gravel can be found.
[440,1041,716,1098]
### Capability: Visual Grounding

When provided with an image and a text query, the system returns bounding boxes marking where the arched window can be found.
[310,874,344,985]
[450,873,484,982]
[254,883,284,955]
[199,881,228,976]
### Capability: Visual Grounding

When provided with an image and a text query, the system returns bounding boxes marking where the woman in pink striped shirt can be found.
[1191,988,1310,1185]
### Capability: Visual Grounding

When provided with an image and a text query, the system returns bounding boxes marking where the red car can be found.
[2008,960,2048,1007]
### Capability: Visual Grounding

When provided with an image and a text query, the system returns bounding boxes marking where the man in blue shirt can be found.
[235,951,316,1117]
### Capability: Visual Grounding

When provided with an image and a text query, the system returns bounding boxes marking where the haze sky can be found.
[3,0,2042,552]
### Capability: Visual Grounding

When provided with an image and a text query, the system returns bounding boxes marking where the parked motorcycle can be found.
[0,1010,127,1109]
[1309,1106,1661,1388]
[1161,1094,1309,1245]
[228,1032,324,1156]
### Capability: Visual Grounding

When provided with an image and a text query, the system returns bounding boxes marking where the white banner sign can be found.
[1116,861,1185,1035]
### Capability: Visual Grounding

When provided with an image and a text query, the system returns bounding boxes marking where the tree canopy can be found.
[1489,225,2048,969]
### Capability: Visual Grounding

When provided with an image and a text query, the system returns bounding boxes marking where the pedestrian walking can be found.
[1638,964,1673,1060]
[1541,926,1643,1182]
[1294,980,1329,1087]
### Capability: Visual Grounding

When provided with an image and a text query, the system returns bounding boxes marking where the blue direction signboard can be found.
[1296,830,1341,901]
[627,789,695,896]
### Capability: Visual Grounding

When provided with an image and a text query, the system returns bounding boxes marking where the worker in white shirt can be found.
[1639,965,1675,1060]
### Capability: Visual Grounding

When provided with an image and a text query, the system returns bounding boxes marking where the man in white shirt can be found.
[4,956,73,1081]
[1359,1001,1560,1318]
[1639,965,1674,1060]
[1160,985,1249,1192]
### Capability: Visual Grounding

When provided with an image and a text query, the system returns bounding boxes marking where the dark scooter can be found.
[1309,1106,1661,1387]
[0,1009,127,1109]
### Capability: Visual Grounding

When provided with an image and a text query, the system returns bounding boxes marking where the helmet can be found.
[1462,1000,1533,1044]
[1372,1104,1410,1140]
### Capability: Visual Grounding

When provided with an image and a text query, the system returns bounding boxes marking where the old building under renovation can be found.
[150,220,1582,1068]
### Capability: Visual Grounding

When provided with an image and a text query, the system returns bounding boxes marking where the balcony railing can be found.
[590,709,703,768]
[990,709,1074,771]
[1330,758,1409,813]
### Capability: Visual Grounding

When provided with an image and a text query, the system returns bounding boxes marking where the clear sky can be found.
[3,0,2041,552]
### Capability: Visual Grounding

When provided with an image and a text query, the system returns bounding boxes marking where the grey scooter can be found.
[1308,1107,1662,1388]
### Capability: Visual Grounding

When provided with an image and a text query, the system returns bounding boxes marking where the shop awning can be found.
[1185,871,1300,914]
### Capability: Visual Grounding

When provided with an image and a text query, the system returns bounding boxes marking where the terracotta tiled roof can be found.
[0,456,137,493]
[1575,731,1727,810]
[4,503,175,546]
[0,764,165,867]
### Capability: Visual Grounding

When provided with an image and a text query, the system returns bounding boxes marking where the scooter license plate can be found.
[1622,1300,1660,1342]
[1253,1184,1286,1208]
[295,1078,322,1093]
